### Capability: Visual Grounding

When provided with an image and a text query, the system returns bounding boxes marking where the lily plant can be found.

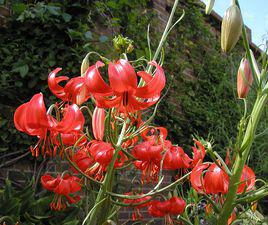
[13,0,268,224]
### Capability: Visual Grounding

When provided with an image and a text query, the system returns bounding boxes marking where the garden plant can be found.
[9,0,268,224]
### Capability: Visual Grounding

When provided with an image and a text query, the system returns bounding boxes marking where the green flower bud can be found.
[113,35,134,54]
[205,0,215,15]
[81,53,90,76]
[221,4,242,53]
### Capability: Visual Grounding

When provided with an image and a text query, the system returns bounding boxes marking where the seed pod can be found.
[205,0,215,15]
[221,4,242,53]
[237,58,253,99]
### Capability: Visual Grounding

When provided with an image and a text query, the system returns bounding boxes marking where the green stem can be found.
[217,90,268,225]
[107,172,190,199]
[177,215,194,225]
[235,186,268,204]
[203,194,220,214]
[86,122,127,225]
[146,0,180,73]
[216,1,267,223]
[236,1,259,87]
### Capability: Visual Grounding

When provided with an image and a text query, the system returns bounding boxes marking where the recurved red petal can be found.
[132,141,162,162]
[26,93,50,129]
[90,141,114,165]
[204,162,229,194]
[94,95,121,109]
[135,61,165,99]
[55,104,85,133]
[64,77,90,105]
[148,200,166,217]
[190,163,209,193]
[14,102,29,133]
[108,59,137,93]
[71,148,94,173]
[168,197,186,215]
[237,165,255,194]
[48,68,69,100]
[41,174,60,191]
[191,139,206,168]
[85,61,112,95]
[67,176,81,193]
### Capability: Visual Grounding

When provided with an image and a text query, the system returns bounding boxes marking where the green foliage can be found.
[0,180,80,225]
[0,0,153,154]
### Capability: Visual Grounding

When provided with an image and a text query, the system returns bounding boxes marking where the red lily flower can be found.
[71,147,94,174]
[14,93,55,157]
[53,133,87,147]
[14,93,51,135]
[163,146,192,170]
[123,192,152,220]
[132,141,163,183]
[48,68,90,105]
[85,59,165,113]
[14,93,85,157]
[148,197,186,224]
[92,107,105,140]
[75,140,127,181]
[190,162,229,194]
[191,139,206,168]
[54,104,85,134]
[237,165,255,194]
[141,126,168,143]
[41,174,81,211]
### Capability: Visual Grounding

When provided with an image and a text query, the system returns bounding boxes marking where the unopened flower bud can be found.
[92,107,105,140]
[221,4,242,53]
[81,53,90,76]
[113,35,134,54]
[237,58,253,99]
[205,0,215,15]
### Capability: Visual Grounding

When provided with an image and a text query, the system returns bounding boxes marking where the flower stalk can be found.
[216,1,268,223]
[217,91,268,225]
[85,121,128,225]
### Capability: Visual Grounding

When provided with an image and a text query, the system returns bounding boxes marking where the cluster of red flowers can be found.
[132,127,205,183]
[13,57,256,224]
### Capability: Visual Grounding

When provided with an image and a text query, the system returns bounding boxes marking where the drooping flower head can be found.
[71,146,94,174]
[163,146,192,170]
[71,140,127,181]
[190,162,229,194]
[148,197,186,224]
[85,59,165,113]
[14,93,85,157]
[123,192,152,221]
[41,174,81,211]
[132,141,164,183]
